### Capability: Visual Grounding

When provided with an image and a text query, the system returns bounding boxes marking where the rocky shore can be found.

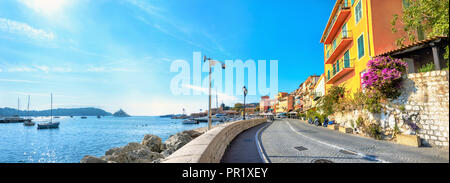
[80,127,207,163]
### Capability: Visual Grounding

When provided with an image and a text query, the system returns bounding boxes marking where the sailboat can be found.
[37,93,60,129]
[0,97,31,123]
[23,95,35,126]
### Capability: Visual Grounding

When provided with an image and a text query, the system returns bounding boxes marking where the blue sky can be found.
[0,0,334,115]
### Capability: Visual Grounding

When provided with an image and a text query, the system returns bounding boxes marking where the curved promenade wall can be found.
[162,118,267,163]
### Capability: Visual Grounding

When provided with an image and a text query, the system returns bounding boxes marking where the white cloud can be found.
[0,18,55,40]
[183,84,239,104]
[0,79,40,83]
[53,67,72,72]
[86,66,137,73]
[18,0,71,16]
[8,66,37,72]
[34,65,50,72]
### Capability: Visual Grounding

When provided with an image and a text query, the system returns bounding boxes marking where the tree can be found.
[392,0,449,58]
[233,103,243,112]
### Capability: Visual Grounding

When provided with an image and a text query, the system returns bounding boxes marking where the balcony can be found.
[326,58,355,84]
[325,30,353,64]
[323,1,352,44]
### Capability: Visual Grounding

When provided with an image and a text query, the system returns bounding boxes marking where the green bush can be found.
[364,123,382,140]
[356,116,364,128]
[418,62,435,73]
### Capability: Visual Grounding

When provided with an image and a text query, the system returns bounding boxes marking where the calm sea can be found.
[0,116,213,163]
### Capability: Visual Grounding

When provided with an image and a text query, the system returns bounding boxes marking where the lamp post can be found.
[204,55,226,130]
[242,86,247,120]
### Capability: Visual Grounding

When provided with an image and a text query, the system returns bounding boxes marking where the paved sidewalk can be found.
[260,119,449,163]
[221,122,269,163]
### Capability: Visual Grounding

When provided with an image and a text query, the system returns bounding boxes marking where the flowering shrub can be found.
[362,56,408,99]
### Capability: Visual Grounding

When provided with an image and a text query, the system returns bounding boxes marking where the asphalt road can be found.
[260,118,449,163]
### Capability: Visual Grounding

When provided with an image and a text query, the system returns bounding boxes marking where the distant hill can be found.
[113,109,131,117]
[0,107,112,117]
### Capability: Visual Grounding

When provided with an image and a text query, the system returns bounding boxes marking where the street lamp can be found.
[242,86,248,120]
[204,55,226,130]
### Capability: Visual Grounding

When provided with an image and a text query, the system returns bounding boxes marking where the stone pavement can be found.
[260,119,449,163]
[221,122,269,163]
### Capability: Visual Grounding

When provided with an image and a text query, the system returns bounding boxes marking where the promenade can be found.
[223,118,449,163]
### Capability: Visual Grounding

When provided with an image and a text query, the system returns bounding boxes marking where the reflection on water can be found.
[0,116,212,163]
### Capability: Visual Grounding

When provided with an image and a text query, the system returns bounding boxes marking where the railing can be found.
[323,0,351,39]
[323,0,352,42]
[325,30,353,60]
[327,58,355,81]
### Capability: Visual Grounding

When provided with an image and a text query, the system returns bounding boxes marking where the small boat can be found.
[70,116,73,118]
[81,116,87,119]
[24,120,35,126]
[37,122,59,129]
[97,115,101,118]
[182,119,199,124]
[54,116,60,119]
[38,93,59,130]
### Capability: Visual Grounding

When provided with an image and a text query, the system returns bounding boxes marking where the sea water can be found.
[0,116,212,163]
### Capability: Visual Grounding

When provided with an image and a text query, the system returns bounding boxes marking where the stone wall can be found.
[334,70,449,147]
[162,118,267,163]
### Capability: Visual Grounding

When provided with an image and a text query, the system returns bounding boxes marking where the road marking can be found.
[286,120,390,163]
[255,122,271,163]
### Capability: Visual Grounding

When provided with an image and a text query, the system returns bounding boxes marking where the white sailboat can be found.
[23,95,35,126]
[37,93,59,129]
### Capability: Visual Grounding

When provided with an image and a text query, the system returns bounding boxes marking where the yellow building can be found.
[321,0,409,95]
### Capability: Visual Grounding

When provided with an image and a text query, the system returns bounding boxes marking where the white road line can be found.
[255,122,271,163]
[286,120,390,163]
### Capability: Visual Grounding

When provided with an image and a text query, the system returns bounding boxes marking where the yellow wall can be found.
[324,0,377,96]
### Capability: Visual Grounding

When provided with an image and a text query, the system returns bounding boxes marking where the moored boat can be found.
[37,93,59,130]
[182,119,199,124]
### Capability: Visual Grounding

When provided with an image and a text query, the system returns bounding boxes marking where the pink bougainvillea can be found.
[361,56,408,99]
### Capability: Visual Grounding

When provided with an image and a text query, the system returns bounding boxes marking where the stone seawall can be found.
[162,118,267,163]
[334,70,449,147]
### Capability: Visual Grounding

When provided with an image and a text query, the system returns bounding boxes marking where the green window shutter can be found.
[355,1,362,23]
[358,35,365,59]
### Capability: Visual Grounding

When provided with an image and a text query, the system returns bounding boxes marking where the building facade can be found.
[321,0,411,95]
[312,74,326,108]
[301,75,321,111]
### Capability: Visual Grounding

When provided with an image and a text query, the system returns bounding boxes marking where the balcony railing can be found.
[322,0,352,44]
[327,58,355,84]
[325,30,353,64]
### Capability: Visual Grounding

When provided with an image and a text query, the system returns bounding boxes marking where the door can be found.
[342,23,348,38]
[344,50,350,68]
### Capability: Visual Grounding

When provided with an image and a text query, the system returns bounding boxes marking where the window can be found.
[344,50,350,67]
[332,39,336,50]
[355,1,362,24]
[351,0,355,6]
[357,34,364,59]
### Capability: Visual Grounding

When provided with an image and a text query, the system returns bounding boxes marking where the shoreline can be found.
[80,124,214,163]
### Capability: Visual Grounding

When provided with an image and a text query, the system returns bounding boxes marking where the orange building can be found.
[321,0,414,95]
